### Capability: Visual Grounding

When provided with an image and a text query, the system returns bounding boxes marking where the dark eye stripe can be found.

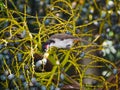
[49,40,55,43]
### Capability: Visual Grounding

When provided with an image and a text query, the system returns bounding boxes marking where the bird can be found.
[42,33,88,51]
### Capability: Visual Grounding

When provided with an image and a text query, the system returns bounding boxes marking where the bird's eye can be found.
[60,38,64,41]
[42,42,49,51]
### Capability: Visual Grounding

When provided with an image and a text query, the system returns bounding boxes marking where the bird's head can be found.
[42,39,55,51]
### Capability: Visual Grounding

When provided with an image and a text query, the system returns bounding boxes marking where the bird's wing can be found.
[49,33,79,40]
[49,33,91,44]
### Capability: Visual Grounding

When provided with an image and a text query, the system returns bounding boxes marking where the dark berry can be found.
[80,52,85,58]
[50,85,55,90]
[113,68,117,75]
[0,75,6,81]
[60,73,64,80]
[41,85,46,90]
[31,77,37,84]
[17,53,22,62]
[19,74,25,81]
[8,74,15,80]
[55,87,60,90]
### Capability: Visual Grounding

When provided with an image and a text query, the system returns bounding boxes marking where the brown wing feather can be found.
[49,33,91,44]
[49,33,79,40]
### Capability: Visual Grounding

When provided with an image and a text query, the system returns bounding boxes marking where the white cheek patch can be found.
[50,39,74,48]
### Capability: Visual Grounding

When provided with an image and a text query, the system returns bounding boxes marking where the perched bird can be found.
[42,33,88,51]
